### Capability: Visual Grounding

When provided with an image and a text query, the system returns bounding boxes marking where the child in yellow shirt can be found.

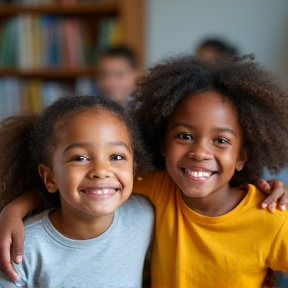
[131,56,288,287]
[1,57,288,288]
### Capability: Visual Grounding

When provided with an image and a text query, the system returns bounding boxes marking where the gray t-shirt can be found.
[0,195,154,288]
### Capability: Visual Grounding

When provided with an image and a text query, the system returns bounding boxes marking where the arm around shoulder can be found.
[0,190,41,281]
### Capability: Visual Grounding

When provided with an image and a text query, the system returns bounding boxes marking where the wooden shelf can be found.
[0,0,145,73]
[0,67,96,79]
[0,0,118,16]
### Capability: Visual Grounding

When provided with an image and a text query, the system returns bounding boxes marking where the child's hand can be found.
[0,208,24,281]
[256,179,288,212]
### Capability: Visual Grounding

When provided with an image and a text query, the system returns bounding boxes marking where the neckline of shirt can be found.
[42,207,120,248]
[178,184,254,224]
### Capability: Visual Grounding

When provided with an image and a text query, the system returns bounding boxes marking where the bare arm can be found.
[0,191,40,281]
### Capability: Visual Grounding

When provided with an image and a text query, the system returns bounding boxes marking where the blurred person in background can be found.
[95,46,141,108]
[195,38,238,60]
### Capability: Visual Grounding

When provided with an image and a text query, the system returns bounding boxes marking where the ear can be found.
[235,147,248,172]
[38,164,58,193]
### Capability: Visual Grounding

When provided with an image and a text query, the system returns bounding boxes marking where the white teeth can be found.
[85,188,115,195]
[84,188,119,195]
[89,189,104,195]
[185,169,211,178]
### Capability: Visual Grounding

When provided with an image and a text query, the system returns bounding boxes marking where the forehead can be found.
[168,90,239,127]
[197,46,219,60]
[57,110,132,146]
[98,56,132,71]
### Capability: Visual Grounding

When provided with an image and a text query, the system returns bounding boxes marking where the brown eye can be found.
[177,133,193,141]
[215,138,230,145]
[110,154,125,161]
[73,156,90,162]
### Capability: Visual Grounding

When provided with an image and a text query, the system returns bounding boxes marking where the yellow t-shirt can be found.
[133,171,288,288]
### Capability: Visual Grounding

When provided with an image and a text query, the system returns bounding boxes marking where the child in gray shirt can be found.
[0,96,154,288]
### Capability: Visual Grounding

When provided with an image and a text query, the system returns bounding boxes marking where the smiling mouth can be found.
[182,168,216,179]
[81,188,120,195]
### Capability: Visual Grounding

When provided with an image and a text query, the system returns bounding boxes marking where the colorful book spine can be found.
[0,78,95,120]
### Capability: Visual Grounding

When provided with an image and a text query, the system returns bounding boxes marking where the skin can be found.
[163,90,248,216]
[96,56,139,106]
[38,110,134,240]
[196,46,221,60]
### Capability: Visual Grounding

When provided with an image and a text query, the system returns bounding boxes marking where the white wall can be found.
[145,0,288,86]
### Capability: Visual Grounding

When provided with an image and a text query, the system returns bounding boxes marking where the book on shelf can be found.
[94,17,122,60]
[0,18,16,67]
[0,15,120,70]
[0,78,20,120]
[0,0,128,118]
[0,77,96,120]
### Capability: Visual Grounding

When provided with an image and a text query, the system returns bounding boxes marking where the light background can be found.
[145,0,288,87]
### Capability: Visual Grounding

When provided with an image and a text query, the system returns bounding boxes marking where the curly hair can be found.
[0,96,151,211]
[133,55,288,186]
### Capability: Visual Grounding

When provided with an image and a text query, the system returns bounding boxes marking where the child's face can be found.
[40,109,134,218]
[163,90,247,200]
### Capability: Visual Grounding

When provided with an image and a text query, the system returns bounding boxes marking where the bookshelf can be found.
[0,67,96,79]
[0,2,117,15]
[0,0,145,118]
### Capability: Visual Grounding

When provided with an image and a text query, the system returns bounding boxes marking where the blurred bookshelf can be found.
[0,0,144,119]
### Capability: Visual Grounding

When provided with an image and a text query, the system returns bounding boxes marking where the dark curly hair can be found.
[0,96,151,211]
[133,55,288,186]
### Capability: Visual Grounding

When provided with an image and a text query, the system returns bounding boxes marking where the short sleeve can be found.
[266,218,288,272]
[133,171,168,206]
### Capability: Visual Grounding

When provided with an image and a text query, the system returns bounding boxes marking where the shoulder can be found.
[133,170,177,201]
[122,194,154,218]
[245,184,269,203]
[119,195,154,232]
[138,170,172,183]
[245,184,288,223]
[113,195,154,248]
[24,209,49,230]
[22,209,54,241]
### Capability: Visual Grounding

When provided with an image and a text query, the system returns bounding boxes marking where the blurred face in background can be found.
[196,46,220,61]
[96,56,139,106]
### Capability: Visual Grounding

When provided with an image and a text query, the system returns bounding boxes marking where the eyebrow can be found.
[63,141,131,153]
[172,123,193,130]
[172,123,237,137]
[108,141,131,153]
[212,127,237,137]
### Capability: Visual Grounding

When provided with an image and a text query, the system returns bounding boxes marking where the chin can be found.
[182,189,211,199]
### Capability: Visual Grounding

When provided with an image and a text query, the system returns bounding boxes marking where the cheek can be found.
[221,149,240,168]
[164,144,183,173]
[165,141,185,161]
[54,167,81,188]
[119,165,134,184]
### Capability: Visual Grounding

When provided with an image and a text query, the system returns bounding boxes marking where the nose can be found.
[88,159,112,179]
[188,141,211,161]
